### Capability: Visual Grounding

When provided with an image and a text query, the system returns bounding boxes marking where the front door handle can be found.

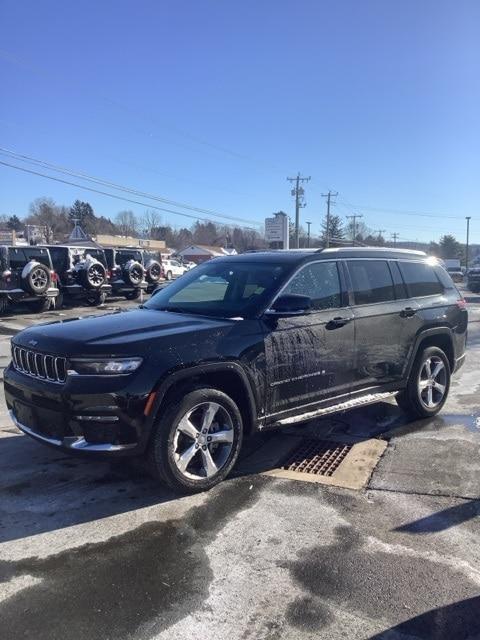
[327,316,352,329]
[400,307,417,318]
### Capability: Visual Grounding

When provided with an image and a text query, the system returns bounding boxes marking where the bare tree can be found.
[115,210,138,237]
[142,209,162,238]
[25,197,69,242]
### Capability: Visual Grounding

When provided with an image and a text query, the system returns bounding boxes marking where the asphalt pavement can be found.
[1,294,480,640]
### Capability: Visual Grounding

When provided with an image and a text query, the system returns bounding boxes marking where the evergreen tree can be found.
[7,215,23,232]
[69,200,96,235]
[439,234,463,260]
[321,214,344,243]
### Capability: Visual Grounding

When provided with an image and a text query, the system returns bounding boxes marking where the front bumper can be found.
[3,366,151,456]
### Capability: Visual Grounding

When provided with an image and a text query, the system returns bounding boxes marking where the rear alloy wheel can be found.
[148,387,243,493]
[84,263,106,289]
[396,346,450,419]
[23,263,50,295]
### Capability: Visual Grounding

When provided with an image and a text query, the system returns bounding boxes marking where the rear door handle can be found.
[400,307,417,318]
[327,316,352,329]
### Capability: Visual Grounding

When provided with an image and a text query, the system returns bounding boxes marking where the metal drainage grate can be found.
[281,440,352,477]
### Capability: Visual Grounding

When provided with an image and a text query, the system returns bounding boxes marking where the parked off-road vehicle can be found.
[43,245,111,307]
[142,251,164,294]
[104,248,149,300]
[4,248,468,494]
[467,266,480,293]
[0,245,58,314]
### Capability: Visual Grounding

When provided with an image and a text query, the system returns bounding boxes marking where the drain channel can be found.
[281,439,352,477]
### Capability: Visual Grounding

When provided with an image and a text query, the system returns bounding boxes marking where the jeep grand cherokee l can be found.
[0,245,59,314]
[4,248,467,493]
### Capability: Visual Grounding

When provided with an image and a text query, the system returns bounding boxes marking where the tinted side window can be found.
[399,262,443,297]
[48,248,68,272]
[390,261,408,299]
[348,260,395,305]
[435,266,457,290]
[24,247,52,268]
[7,248,26,269]
[283,261,342,310]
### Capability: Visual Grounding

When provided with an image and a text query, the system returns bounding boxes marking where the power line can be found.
[287,173,311,248]
[321,190,338,248]
[0,147,260,227]
[0,160,261,230]
[338,200,473,221]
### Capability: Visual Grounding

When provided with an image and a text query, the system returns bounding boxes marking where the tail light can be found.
[50,270,58,283]
[1,269,11,283]
[107,269,112,279]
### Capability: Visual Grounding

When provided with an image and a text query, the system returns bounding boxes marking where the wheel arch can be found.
[406,327,455,377]
[148,362,260,440]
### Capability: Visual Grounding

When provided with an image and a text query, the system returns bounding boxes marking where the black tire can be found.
[166,270,173,281]
[54,291,64,309]
[124,261,144,287]
[125,289,141,301]
[396,346,451,419]
[28,297,51,313]
[85,290,107,306]
[23,262,50,295]
[147,386,244,493]
[145,260,162,284]
[0,297,10,315]
[81,262,106,290]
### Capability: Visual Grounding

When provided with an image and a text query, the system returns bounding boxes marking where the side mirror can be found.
[266,294,312,317]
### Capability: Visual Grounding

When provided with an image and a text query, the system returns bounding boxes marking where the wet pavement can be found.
[1,295,479,639]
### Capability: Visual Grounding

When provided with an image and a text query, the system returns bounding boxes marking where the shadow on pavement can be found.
[0,433,178,544]
[369,595,480,640]
[394,499,480,534]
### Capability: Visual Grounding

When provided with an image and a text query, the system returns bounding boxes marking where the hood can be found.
[13,309,233,355]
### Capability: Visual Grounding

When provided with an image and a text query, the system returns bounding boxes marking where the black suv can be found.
[467,266,480,293]
[4,248,467,493]
[0,245,59,314]
[44,245,112,307]
[104,248,149,300]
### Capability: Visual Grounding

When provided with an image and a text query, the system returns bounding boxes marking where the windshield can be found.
[144,260,287,317]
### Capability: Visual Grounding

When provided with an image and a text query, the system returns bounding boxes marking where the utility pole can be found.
[321,190,338,248]
[391,232,399,246]
[373,229,386,246]
[287,173,311,248]
[306,221,312,248]
[466,216,471,271]
[346,214,363,246]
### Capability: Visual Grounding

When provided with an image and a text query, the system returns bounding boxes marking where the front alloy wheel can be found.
[148,387,243,493]
[172,402,234,480]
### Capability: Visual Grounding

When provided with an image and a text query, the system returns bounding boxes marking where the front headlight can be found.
[67,357,143,376]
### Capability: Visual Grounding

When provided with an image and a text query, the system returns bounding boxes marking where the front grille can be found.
[11,345,67,383]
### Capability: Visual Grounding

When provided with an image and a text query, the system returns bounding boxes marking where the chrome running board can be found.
[272,392,399,427]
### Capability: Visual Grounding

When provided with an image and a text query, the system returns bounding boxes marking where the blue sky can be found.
[1,0,479,243]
